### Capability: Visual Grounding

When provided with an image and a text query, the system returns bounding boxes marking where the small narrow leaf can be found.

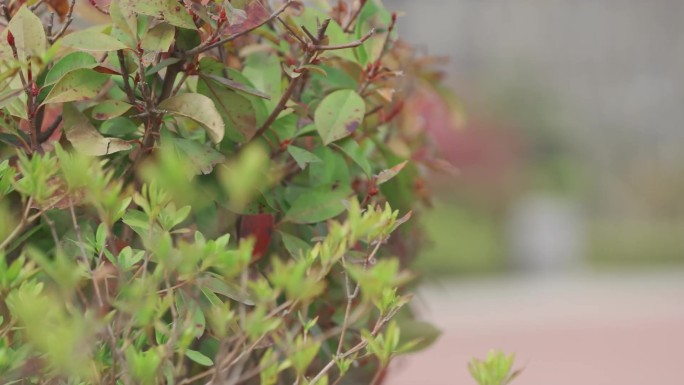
[43,69,109,104]
[158,93,225,143]
[315,90,366,145]
[376,161,408,185]
[185,350,213,366]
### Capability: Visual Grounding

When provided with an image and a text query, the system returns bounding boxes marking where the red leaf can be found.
[239,213,275,262]
[223,0,270,35]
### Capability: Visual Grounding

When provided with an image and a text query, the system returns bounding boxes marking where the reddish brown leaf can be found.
[239,213,275,262]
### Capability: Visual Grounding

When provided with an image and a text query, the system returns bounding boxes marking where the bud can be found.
[7,30,15,47]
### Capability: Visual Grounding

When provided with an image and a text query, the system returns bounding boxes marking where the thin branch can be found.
[186,0,295,56]
[313,28,374,51]
[250,19,332,143]
[48,0,76,44]
[336,239,382,355]
[28,0,46,12]
[87,0,110,15]
[277,16,306,46]
[0,198,33,251]
[116,50,137,105]
[343,0,367,33]
[38,115,62,142]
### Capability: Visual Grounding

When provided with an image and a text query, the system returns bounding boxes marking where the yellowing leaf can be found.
[141,23,175,52]
[91,100,132,120]
[63,104,132,156]
[43,69,109,104]
[376,161,408,185]
[7,6,47,60]
[315,90,366,145]
[60,30,128,52]
[158,93,225,143]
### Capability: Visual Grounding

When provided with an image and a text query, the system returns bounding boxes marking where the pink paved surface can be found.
[386,270,684,385]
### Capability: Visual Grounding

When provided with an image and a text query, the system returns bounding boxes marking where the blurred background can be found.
[383,1,684,384]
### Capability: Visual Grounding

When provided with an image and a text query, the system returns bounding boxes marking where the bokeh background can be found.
[384,1,684,384]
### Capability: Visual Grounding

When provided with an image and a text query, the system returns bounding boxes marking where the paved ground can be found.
[386,269,684,385]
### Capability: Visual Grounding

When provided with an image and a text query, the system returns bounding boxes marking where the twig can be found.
[249,19,333,143]
[48,0,76,44]
[28,0,46,12]
[87,0,110,15]
[343,0,367,33]
[0,198,33,251]
[185,0,295,56]
[335,240,382,355]
[116,50,137,105]
[313,28,374,51]
[277,16,306,46]
[39,115,62,142]
[68,198,105,308]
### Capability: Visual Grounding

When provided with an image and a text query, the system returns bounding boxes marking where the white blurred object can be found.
[507,194,585,271]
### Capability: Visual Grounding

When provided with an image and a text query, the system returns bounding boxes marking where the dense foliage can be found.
[0,0,450,384]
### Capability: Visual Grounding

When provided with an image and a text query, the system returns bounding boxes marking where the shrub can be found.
[0,0,446,384]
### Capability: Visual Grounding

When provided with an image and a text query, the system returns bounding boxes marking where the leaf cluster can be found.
[0,0,451,384]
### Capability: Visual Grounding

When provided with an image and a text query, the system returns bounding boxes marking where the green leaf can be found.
[185,349,213,366]
[335,138,372,177]
[62,103,132,155]
[91,100,132,120]
[197,77,257,142]
[279,231,311,259]
[44,52,97,86]
[60,30,128,52]
[168,137,225,175]
[131,0,196,30]
[43,69,109,104]
[286,184,352,224]
[315,90,365,145]
[158,93,225,143]
[287,146,322,170]
[6,6,46,59]
[141,23,175,52]
[100,117,140,137]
